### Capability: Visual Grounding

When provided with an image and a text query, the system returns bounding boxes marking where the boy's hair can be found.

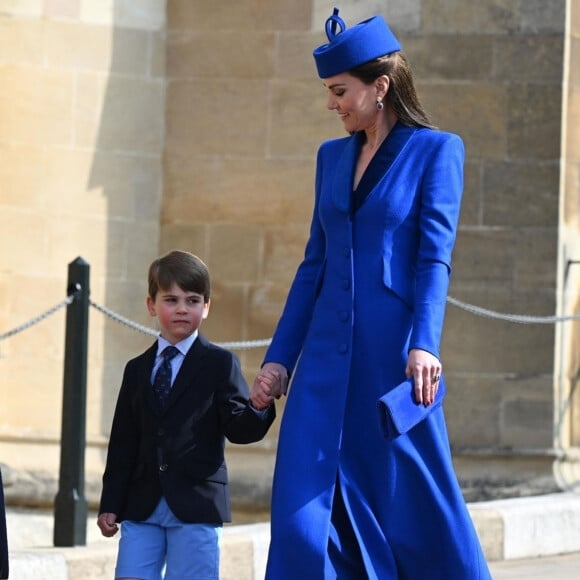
[148,250,211,302]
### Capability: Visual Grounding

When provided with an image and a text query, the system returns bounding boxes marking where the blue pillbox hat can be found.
[313,7,402,78]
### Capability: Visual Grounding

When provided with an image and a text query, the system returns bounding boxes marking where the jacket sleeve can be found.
[98,362,139,515]
[410,133,465,358]
[218,351,275,444]
[263,145,327,373]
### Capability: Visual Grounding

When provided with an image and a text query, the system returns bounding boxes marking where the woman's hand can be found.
[405,349,442,406]
[250,362,289,410]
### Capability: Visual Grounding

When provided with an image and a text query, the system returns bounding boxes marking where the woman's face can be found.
[323,72,382,133]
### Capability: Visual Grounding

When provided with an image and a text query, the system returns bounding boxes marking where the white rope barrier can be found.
[1,295,577,347]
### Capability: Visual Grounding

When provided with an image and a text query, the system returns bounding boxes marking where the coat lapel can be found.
[332,126,417,214]
[331,134,359,214]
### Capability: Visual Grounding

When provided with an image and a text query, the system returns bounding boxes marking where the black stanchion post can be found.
[53,257,90,547]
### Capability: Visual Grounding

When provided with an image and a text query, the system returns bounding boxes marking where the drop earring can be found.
[376,98,384,111]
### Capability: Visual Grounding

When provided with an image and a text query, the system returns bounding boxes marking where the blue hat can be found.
[313,8,402,78]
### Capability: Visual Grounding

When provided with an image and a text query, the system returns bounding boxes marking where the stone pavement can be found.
[6,492,580,579]
[490,551,580,579]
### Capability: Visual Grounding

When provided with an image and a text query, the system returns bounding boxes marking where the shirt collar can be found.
[157,331,198,357]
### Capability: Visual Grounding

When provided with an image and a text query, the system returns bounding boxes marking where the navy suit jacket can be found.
[99,333,275,524]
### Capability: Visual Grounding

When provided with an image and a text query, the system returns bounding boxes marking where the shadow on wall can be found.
[85,2,166,439]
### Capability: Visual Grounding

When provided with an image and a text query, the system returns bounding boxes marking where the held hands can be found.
[405,348,442,407]
[97,512,119,537]
[250,362,289,410]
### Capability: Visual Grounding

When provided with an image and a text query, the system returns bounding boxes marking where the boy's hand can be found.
[97,512,119,537]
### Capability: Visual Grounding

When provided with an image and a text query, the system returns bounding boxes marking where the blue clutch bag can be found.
[377,376,446,440]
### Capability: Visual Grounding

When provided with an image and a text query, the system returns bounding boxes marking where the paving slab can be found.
[489,551,580,579]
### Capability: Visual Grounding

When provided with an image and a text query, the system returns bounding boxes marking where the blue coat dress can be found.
[263,124,491,579]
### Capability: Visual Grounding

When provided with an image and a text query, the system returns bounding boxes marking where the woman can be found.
[252,9,491,579]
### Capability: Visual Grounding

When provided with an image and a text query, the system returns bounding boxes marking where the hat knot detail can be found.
[325,7,346,41]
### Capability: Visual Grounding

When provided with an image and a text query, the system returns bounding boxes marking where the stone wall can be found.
[419,0,565,483]
[163,0,571,487]
[558,0,580,469]
[0,0,578,507]
[0,0,166,475]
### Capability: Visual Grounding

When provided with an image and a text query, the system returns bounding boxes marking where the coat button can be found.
[159,464,168,472]
[338,344,348,354]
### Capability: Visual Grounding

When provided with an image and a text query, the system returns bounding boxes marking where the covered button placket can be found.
[333,224,354,362]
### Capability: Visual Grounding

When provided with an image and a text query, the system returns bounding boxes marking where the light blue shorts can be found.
[115,497,222,580]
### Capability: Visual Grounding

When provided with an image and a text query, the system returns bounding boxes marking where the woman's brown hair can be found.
[350,52,436,129]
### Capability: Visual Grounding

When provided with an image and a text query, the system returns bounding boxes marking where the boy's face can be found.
[146,282,210,344]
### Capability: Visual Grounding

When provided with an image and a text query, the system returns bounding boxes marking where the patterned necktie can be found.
[153,346,180,406]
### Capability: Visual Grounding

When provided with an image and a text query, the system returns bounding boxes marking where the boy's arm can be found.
[218,351,276,444]
[98,362,139,516]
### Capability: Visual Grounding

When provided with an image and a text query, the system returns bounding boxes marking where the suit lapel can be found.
[140,342,158,412]
[161,334,208,413]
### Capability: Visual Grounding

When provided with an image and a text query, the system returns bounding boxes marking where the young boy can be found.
[97,250,277,580]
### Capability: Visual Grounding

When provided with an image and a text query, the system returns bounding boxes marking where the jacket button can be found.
[159,464,168,472]
[338,344,348,354]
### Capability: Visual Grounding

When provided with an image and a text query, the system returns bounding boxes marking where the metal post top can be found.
[69,256,90,267]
